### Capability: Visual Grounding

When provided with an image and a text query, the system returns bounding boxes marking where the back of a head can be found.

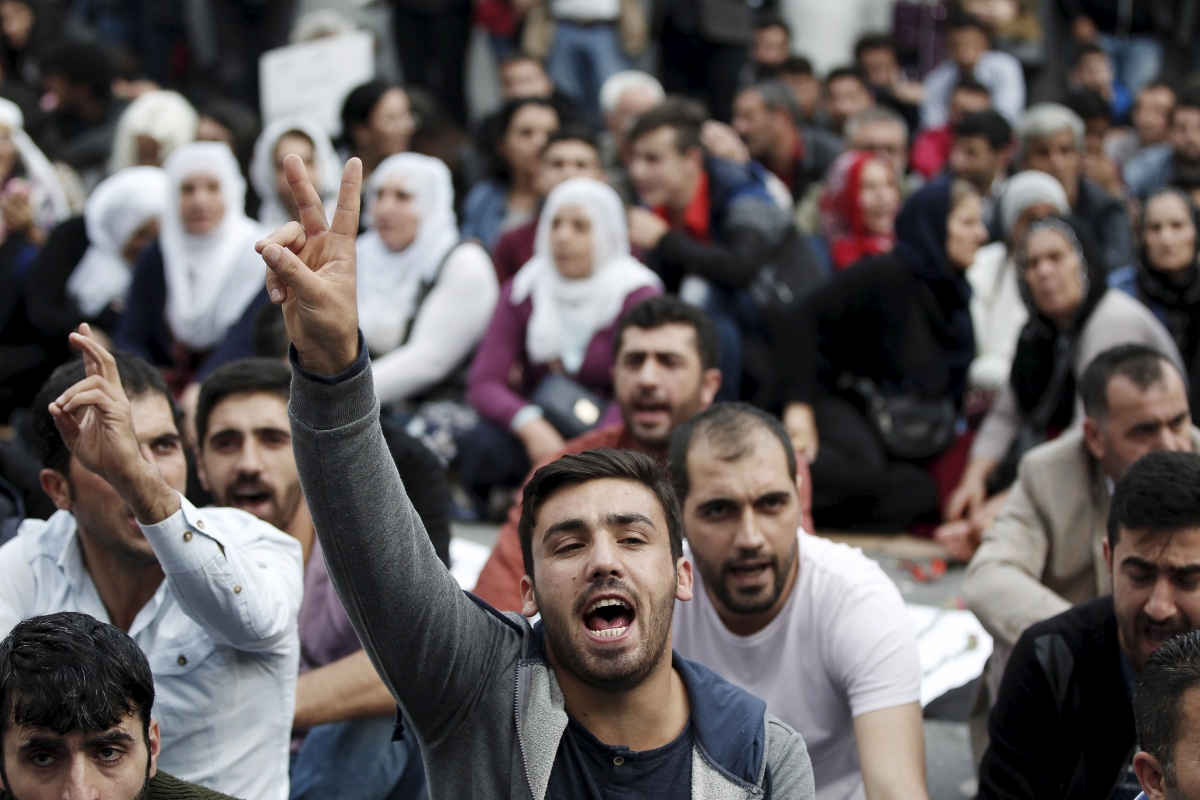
[779,56,814,78]
[1066,89,1112,124]
[627,97,707,153]
[1135,629,1200,786]
[1017,103,1085,161]
[749,80,801,124]
[614,295,720,372]
[0,612,154,738]
[599,70,665,119]
[31,353,174,476]
[340,80,396,142]
[1108,450,1200,551]
[955,110,1013,152]
[1080,344,1173,422]
[669,402,796,503]
[42,38,113,100]
[196,358,293,446]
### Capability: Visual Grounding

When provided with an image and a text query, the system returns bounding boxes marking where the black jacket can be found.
[978,596,1137,800]
[1072,178,1134,275]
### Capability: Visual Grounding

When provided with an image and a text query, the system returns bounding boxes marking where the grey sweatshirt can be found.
[287,351,815,799]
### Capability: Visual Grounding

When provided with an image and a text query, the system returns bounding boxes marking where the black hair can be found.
[627,96,707,154]
[955,109,1012,151]
[517,448,683,581]
[253,302,289,360]
[340,80,405,147]
[669,403,797,502]
[541,123,599,156]
[199,98,261,169]
[778,56,814,77]
[613,296,720,372]
[1066,89,1112,123]
[0,612,154,746]
[755,14,791,36]
[1174,89,1200,119]
[41,38,113,99]
[953,75,992,98]
[1079,344,1174,421]
[31,353,176,476]
[1135,629,1200,786]
[826,66,868,89]
[1073,43,1108,66]
[490,96,559,180]
[1108,450,1200,549]
[854,33,896,63]
[946,11,991,38]
[195,359,293,446]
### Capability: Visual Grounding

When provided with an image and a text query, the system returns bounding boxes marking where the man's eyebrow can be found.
[17,735,65,753]
[84,731,134,748]
[604,512,655,529]
[543,518,588,539]
[1121,556,1200,575]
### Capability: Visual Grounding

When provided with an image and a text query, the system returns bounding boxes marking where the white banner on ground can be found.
[259,31,375,137]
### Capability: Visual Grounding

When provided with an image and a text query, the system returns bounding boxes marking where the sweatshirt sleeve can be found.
[373,244,500,405]
[652,195,790,291]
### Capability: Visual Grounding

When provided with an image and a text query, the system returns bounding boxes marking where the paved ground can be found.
[453,523,979,800]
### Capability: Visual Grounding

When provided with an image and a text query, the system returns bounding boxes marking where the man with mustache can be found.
[193,357,451,799]
[254,153,816,798]
[978,450,1200,800]
[668,403,928,800]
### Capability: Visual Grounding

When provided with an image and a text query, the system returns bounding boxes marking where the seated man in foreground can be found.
[0,333,303,800]
[1132,630,1200,800]
[254,153,816,797]
[978,450,1200,799]
[670,404,928,800]
[0,612,240,800]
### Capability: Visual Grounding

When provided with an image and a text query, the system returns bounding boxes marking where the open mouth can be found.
[727,560,772,586]
[231,486,273,511]
[583,597,635,639]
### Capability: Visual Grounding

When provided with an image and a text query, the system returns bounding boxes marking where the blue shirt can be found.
[546,716,694,799]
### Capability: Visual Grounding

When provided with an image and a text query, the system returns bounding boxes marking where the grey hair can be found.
[845,105,910,145]
[1018,217,1090,308]
[747,80,803,124]
[1016,103,1085,164]
[599,70,665,118]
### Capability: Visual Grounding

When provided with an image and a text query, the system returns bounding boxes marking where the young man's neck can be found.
[549,642,690,751]
[76,532,165,633]
[287,498,317,565]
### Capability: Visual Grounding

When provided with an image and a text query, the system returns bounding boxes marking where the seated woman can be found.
[358,152,499,407]
[780,178,988,532]
[1110,188,1200,405]
[23,166,168,343]
[461,177,662,508]
[461,97,560,253]
[250,116,341,228]
[108,90,198,171]
[115,142,267,390]
[940,216,1184,560]
[339,81,416,184]
[819,150,900,271]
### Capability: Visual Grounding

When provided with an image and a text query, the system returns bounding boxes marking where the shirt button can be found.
[613,756,624,766]
[183,531,193,542]
[177,655,187,667]
[233,585,242,594]
[196,520,205,530]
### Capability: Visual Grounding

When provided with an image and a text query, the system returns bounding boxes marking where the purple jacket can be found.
[467,282,662,428]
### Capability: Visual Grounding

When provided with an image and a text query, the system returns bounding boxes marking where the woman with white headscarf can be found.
[24,166,168,340]
[250,117,341,228]
[462,177,662,497]
[108,90,198,172]
[358,152,498,406]
[116,142,268,386]
[0,97,69,244]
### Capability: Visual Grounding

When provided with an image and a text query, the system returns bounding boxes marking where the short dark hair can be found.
[613,296,720,372]
[826,67,868,89]
[854,33,896,63]
[955,110,1012,151]
[1135,629,1200,786]
[1067,88,1112,123]
[499,52,546,73]
[1079,344,1174,421]
[669,403,797,502]
[952,75,992,99]
[42,39,114,99]
[542,124,599,156]
[0,612,154,744]
[31,353,175,476]
[517,449,683,581]
[1073,43,1108,66]
[627,97,706,153]
[778,56,814,77]
[1174,89,1200,120]
[341,80,405,144]
[1108,450,1200,549]
[196,359,293,446]
[744,80,801,123]
[755,14,790,36]
[946,11,991,38]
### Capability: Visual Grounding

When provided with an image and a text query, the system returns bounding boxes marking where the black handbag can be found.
[837,374,958,460]
[530,374,608,440]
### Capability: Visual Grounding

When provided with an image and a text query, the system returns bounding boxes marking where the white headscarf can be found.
[511,178,661,373]
[250,116,341,228]
[160,142,267,351]
[0,98,69,228]
[1000,170,1071,239]
[108,91,198,173]
[67,166,169,318]
[356,153,460,354]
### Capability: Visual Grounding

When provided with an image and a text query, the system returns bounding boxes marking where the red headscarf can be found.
[820,150,898,270]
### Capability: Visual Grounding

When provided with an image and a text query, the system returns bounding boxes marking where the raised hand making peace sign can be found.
[256,155,364,376]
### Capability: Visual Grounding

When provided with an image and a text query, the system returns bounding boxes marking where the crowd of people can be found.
[1,0,1200,798]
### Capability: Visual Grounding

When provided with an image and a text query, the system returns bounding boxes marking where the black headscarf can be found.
[892,178,976,404]
[1137,188,1200,378]
[1009,216,1108,425]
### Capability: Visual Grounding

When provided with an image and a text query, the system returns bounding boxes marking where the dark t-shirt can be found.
[546,716,693,799]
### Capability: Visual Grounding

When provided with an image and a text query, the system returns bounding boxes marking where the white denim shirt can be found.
[0,495,303,800]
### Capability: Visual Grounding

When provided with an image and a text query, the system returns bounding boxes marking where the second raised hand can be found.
[256,154,364,377]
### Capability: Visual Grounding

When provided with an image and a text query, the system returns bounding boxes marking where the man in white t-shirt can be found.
[668,403,928,800]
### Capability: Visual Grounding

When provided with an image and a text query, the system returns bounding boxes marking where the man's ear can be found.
[700,368,722,409]
[1083,416,1106,462]
[520,574,539,618]
[39,468,71,512]
[1133,750,1168,800]
[675,557,693,602]
[147,718,160,780]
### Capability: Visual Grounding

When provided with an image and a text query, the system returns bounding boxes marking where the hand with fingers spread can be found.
[48,324,181,525]
[257,154,364,376]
